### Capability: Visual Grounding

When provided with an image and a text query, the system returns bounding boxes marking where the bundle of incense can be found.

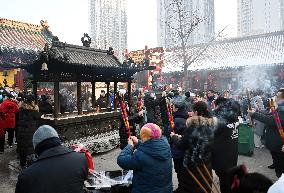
[186,164,221,193]
[119,100,130,137]
[137,96,144,111]
[167,103,175,132]
[246,88,254,126]
[269,99,284,143]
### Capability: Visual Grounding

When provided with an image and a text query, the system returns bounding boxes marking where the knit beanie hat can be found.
[185,91,191,98]
[33,125,59,149]
[141,123,162,140]
[171,96,186,110]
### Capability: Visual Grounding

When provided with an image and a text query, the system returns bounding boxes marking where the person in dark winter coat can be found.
[240,97,249,118]
[117,123,173,193]
[119,100,144,149]
[212,97,241,193]
[96,90,108,109]
[172,97,189,135]
[207,90,215,111]
[15,125,88,193]
[158,91,169,131]
[248,88,284,178]
[59,92,68,113]
[144,92,160,124]
[171,101,215,193]
[38,94,53,115]
[17,95,41,167]
[184,91,194,112]
[167,96,189,192]
[229,165,273,193]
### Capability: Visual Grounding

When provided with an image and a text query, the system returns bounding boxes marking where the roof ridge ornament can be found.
[81,33,91,47]
[43,43,51,52]
[107,47,114,55]
[40,20,49,29]
[51,36,65,48]
[0,18,42,32]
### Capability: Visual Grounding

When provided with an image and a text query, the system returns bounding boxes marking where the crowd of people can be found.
[0,88,42,167]
[0,87,119,160]
[1,86,284,193]
[117,88,284,193]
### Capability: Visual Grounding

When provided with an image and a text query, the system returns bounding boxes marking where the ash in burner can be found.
[84,170,132,190]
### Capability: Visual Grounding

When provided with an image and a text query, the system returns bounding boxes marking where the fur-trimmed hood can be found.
[20,102,39,111]
[186,115,217,128]
[180,115,215,167]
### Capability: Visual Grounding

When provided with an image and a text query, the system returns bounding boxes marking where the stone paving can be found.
[0,143,278,193]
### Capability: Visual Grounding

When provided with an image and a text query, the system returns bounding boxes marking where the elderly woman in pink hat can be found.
[117,123,173,193]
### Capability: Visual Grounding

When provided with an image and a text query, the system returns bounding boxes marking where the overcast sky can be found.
[0,0,237,51]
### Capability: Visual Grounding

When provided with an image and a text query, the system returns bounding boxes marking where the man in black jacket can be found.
[96,90,108,109]
[248,88,284,178]
[119,101,144,149]
[144,92,160,124]
[212,98,240,193]
[15,125,88,193]
[169,97,188,193]
[38,94,53,115]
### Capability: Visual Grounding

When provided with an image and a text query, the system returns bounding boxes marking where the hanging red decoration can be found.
[155,65,161,71]
[207,74,214,81]
[214,81,217,89]
[194,74,200,82]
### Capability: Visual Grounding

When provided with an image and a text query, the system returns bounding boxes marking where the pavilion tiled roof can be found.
[164,30,284,71]
[0,18,53,67]
[24,40,154,82]
[49,42,123,68]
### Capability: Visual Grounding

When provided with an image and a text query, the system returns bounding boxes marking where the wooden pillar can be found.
[77,82,83,115]
[127,81,131,101]
[54,81,59,118]
[15,69,24,91]
[32,81,38,102]
[106,81,110,105]
[203,71,208,91]
[114,81,118,110]
[91,82,96,108]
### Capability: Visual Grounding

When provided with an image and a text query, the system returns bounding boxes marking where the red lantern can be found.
[155,65,161,71]
[207,74,214,81]
[194,74,200,82]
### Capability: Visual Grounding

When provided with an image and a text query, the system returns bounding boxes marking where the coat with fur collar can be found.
[17,102,41,155]
[171,116,215,193]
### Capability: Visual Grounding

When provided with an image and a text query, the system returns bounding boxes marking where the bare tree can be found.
[163,0,226,89]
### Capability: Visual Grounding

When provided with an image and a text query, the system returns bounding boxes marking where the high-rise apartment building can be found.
[238,0,284,36]
[281,0,284,29]
[89,0,127,61]
[157,0,215,48]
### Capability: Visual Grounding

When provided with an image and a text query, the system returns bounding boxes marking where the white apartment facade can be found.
[89,0,127,61]
[238,0,284,36]
[157,0,215,48]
